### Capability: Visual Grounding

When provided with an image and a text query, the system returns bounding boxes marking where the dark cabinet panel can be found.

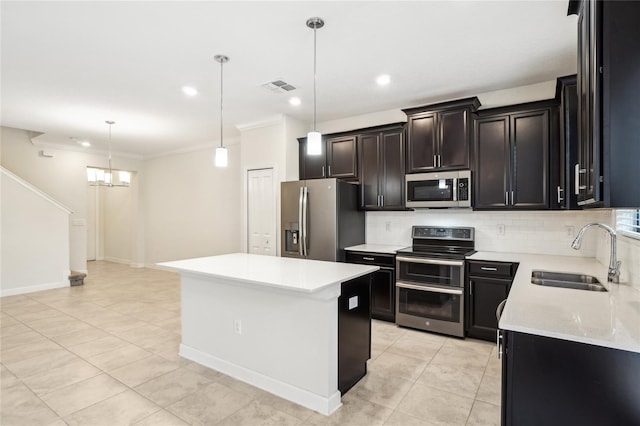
[371,269,395,322]
[406,114,437,172]
[501,330,640,426]
[380,131,404,210]
[357,125,406,211]
[474,102,556,210]
[467,276,510,341]
[554,75,579,210]
[298,137,327,180]
[345,251,396,322]
[327,136,357,179]
[338,275,371,394]
[466,260,516,341]
[359,133,380,209]
[404,97,480,174]
[573,0,640,207]
[439,109,470,169]
[474,116,510,209]
[511,110,549,209]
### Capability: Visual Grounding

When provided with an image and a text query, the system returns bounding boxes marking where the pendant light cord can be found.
[106,120,115,185]
[220,59,224,149]
[313,25,317,132]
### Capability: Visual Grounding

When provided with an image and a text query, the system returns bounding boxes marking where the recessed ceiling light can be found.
[182,86,198,97]
[376,74,391,86]
[289,97,301,106]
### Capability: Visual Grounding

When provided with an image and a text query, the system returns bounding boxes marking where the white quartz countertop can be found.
[344,244,409,254]
[469,251,640,353]
[157,253,379,294]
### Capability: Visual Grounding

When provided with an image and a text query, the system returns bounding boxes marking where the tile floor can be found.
[1,261,501,426]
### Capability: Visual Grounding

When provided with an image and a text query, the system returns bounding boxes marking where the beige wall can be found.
[238,115,304,254]
[0,126,143,272]
[143,143,241,265]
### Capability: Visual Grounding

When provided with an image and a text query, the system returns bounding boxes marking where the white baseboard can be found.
[129,263,145,268]
[179,344,341,416]
[104,256,131,265]
[1,280,68,297]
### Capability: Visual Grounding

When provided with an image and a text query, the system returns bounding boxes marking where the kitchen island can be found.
[157,253,378,415]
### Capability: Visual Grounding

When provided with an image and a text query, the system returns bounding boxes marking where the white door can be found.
[247,168,276,256]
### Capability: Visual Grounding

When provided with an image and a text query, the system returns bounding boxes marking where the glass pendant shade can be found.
[104,172,112,185]
[307,131,322,155]
[215,146,228,167]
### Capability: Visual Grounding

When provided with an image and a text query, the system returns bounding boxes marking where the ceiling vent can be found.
[261,79,297,94]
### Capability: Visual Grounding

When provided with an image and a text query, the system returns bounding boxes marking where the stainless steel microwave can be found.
[405,170,471,208]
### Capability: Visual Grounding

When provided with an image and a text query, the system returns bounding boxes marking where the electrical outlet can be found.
[565,225,575,237]
[385,221,391,232]
[497,224,506,236]
[233,319,242,335]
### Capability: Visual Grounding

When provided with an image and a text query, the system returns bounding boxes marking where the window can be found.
[616,209,640,240]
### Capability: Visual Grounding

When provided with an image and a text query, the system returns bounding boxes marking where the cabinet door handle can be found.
[481,266,498,271]
[496,329,504,360]
[433,155,437,168]
[469,280,474,296]
[505,192,509,205]
[574,163,580,195]
[321,166,325,177]
[510,191,514,205]
[328,165,331,176]
[363,257,375,261]
[380,194,384,207]
[377,195,381,207]
[438,155,442,168]
[557,186,564,204]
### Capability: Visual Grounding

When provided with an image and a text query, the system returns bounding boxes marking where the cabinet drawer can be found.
[468,260,517,278]
[346,252,395,267]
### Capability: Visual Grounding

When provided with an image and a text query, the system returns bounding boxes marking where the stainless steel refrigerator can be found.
[281,178,365,262]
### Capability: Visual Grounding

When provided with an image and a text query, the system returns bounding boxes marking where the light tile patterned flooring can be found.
[1,261,501,425]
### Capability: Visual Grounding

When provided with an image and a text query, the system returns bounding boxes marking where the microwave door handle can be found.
[396,256,464,267]
[453,178,458,201]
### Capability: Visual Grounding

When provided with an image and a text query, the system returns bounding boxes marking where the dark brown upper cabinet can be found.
[403,97,480,173]
[357,123,406,210]
[298,134,357,180]
[474,100,559,210]
[554,75,579,210]
[571,0,640,208]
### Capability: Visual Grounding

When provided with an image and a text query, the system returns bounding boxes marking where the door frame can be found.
[243,166,279,255]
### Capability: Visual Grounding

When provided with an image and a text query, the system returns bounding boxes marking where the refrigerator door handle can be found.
[298,187,304,256]
[302,186,309,257]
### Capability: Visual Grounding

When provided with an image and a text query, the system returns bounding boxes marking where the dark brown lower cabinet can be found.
[501,330,640,426]
[345,251,396,322]
[466,260,517,341]
[338,274,371,394]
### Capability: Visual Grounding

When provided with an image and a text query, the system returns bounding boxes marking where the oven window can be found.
[398,287,461,323]
[408,179,454,202]
[397,261,461,287]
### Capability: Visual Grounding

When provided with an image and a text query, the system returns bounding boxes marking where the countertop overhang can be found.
[157,253,379,294]
[469,251,640,354]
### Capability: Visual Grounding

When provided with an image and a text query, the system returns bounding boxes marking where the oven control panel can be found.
[412,226,474,241]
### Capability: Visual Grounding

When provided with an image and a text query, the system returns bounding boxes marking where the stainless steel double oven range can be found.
[395,226,475,338]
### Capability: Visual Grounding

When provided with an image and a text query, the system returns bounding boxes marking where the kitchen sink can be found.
[531,270,607,292]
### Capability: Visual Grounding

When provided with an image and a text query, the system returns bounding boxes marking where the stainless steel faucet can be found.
[571,223,621,283]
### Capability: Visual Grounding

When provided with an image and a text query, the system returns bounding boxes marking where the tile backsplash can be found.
[367,208,640,288]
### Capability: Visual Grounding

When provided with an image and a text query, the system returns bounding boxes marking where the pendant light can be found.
[306,17,324,156]
[214,54,229,167]
[86,120,131,187]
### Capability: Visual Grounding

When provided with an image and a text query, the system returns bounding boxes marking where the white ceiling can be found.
[1,1,577,158]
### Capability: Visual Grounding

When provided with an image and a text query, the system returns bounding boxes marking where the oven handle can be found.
[396,256,464,267]
[396,281,463,295]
